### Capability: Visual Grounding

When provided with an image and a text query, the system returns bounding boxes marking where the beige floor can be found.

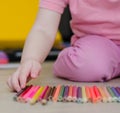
[0,61,120,113]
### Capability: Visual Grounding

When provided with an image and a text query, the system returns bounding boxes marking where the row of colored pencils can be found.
[13,85,120,105]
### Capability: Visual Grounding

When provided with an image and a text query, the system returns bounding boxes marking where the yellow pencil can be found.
[30,86,44,105]
[82,86,88,103]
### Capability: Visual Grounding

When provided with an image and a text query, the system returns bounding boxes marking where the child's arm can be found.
[7,8,61,92]
[21,8,61,64]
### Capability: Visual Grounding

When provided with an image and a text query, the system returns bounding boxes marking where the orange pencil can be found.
[98,87,107,103]
[67,85,73,102]
[85,86,91,102]
[89,87,97,103]
[102,86,112,102]
[52,85,61,102]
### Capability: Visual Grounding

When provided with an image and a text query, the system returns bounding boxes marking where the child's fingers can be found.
[7,70,21,92]
[11,73,21,92]
[19,66,30,89]
[7,77,14,91]
[30,62,41,78]
[7,61,42,92]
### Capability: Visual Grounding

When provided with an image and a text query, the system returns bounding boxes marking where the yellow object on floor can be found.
[0,0,62,49]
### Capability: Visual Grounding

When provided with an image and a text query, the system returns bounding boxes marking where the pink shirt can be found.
[40,0,120,45]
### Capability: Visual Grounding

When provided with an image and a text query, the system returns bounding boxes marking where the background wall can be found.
[0,0,72,62]
[0,0,72,50]
[0,0,39,49]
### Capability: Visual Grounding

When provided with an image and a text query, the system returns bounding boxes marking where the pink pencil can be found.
[72,86,77,102]
[17,85,32,102]
[19,86,34,102]
[27,86,40,102]
[22,86,40,102]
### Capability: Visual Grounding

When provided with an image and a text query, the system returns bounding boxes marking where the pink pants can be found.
[53,35,120,82]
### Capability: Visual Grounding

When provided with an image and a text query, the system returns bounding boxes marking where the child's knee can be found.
[53,35,120,82]
[54,55,113,82]
[53,47,76,79]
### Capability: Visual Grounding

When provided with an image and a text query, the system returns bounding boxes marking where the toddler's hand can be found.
[7,60,41,92]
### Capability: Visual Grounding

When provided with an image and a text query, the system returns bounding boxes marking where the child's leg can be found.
[53,35,120,82]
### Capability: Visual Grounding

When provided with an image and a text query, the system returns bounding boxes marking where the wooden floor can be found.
[0,61,120,113]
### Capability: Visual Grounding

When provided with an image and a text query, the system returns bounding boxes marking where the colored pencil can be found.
[89,87,97,103]
[93,86,102,102]
[102,87,112,102]
[63,85,69,102]
[76,87,82,103]
[52,85,61,102]
[107,86,117,102]
[111,87,120,102]
[72,86,77,102]
[24,86,40,102]
[48,86,56,100]
[41,87,51,105]
[13,85,120,105]
[30,86,44,105]
[82,86,88,103]
[98,87,107,103]
[17,85,32,102]
[13,86,29,101]
[85,86,91,102]
[58,85,65,102]
[39,86,49,101]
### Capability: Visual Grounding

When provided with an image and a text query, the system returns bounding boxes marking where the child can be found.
[7,0,120,92]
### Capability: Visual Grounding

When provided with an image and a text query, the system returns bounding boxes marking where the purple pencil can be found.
[77,87,82,103]
[111,87,120,102]
[112,87,120,102]
[115,87,120,95]
[63,86,69,102]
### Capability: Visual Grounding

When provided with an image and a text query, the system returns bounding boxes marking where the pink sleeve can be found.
[40,0,68,14]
